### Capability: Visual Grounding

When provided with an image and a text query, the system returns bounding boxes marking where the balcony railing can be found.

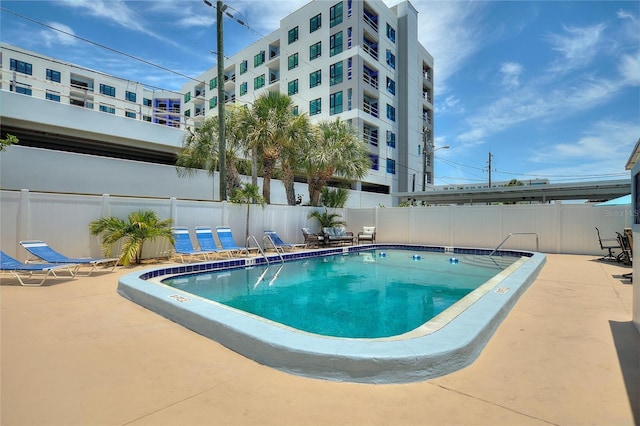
[363,102,379,118]
[363,73,378,89]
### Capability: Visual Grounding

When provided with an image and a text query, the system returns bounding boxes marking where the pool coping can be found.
[117,244,546,384]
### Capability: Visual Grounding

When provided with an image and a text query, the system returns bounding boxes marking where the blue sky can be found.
[2,0,639,186]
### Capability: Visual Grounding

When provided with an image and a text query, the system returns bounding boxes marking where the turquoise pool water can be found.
[163,249,517,338]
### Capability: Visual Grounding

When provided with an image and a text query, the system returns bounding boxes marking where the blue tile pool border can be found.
[118,244,546,384]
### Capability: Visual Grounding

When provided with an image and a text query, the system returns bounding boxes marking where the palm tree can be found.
[229,183,265,243]
[279,112,315,205]
[89,210,174,266]
[176,115,243,199]
[240,92,298,204]
[302,118,371,206]
[321,187,349,208]
[307,208,346,229]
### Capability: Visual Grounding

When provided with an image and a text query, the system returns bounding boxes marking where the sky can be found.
[1,0,639,186]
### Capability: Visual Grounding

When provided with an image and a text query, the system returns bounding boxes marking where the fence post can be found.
[17,189,30,256]
[100,194,111,218]
[170,197,178,225]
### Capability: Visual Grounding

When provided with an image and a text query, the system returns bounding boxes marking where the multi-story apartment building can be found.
[181,0,434,195]
[0,43,183,129]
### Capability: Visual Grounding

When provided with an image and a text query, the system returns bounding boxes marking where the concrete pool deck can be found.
[1,254,638,425]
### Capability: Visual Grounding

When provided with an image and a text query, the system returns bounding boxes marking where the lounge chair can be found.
[357,226,377,244]
[301,228,325,247]
[19,240,118,276]
[195,226,233,259]
[264,230,306,253]
[171,227,210,263]
[215,226,249,257]
[595,227,619,261]
[1,251,78,286]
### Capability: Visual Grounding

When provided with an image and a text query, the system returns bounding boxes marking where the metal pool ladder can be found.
[489,232,539,257]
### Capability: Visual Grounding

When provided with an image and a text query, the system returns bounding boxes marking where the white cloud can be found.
[40,22,78,46]
[500,62,523,88]
[546,23,606,73]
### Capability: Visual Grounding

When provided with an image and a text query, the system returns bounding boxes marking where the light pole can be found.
[203,0,226,201]
[422,131,449,191]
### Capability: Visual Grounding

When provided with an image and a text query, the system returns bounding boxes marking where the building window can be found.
[386,104,396,121]
[143,98,152,107]
[310,70,322,88]
[46,91,61,102]
[184,91,191,103]
[293,106,299,115]
[386,50,395,69]
[329,31,343,56]
[46,69,61,83]
[10,59,32,75]
[386,131,396,148]
[210,96,217,108]
[386,77,395,95]
[369,154,379,170]
[310,41,321,60]
[240,82,248,95]
[310,13,322,33]
[309,98,321,115]
[125,91,137,102]
[386,23,396,42]
[99,104,116,114]
[386,159,396,174]
[330,2,343,27]
[240,60,248,74]
[329,61,343,85]
[288,53,299,70]
[99,84,116,97]
[210,77,217,89]
[288,26,299,44]
[330,91,343,115]
[126,111,136,119]
[254,51,265,67]
[288,79,299,95]
[254,74,265,89]
[143,115,152,122]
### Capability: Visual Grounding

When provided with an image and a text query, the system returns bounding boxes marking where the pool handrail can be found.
[489,232,539,256]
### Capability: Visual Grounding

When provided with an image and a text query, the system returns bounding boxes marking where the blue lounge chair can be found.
[19,240,118,276]
[263,230,306,253]
[1,251,78,286]
[215,226,249,257]
[195,226,233,259]
[171,227,210,263]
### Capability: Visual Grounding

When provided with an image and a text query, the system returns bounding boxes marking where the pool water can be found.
[163,249,518,338]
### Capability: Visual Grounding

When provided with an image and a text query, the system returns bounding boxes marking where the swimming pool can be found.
[118,244,546,383]
[162,249,519,339]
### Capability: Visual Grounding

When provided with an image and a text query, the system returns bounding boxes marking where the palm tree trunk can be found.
[281,163,297,206]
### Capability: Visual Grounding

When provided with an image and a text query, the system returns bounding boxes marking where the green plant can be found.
[0,134,19,151]
[307,208,346,229]
[89,210,174,266]
[320,186,349,208]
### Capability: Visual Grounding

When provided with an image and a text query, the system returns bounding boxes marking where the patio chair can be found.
[1,250,78,286]
[19,240,118,276]
[594,227,620,262]
[357,226,377,244]
[215,226,249,257]
[322,226,355,246]
[263,230,306,253]
[171,227,210,263]
[195,226,234,259]
[301,228,325,248]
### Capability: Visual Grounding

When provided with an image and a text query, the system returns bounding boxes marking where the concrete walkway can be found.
[1,254,638,425]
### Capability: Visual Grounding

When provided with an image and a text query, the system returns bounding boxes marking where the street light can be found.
[203,0,226,201]
[422,133,449,191]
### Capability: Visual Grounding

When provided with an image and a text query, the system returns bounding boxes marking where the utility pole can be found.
[204,0,227,201]
[216,0,226,201]
[488,151,493,188]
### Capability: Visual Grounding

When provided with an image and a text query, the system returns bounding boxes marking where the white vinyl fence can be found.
[1,189,632,261]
